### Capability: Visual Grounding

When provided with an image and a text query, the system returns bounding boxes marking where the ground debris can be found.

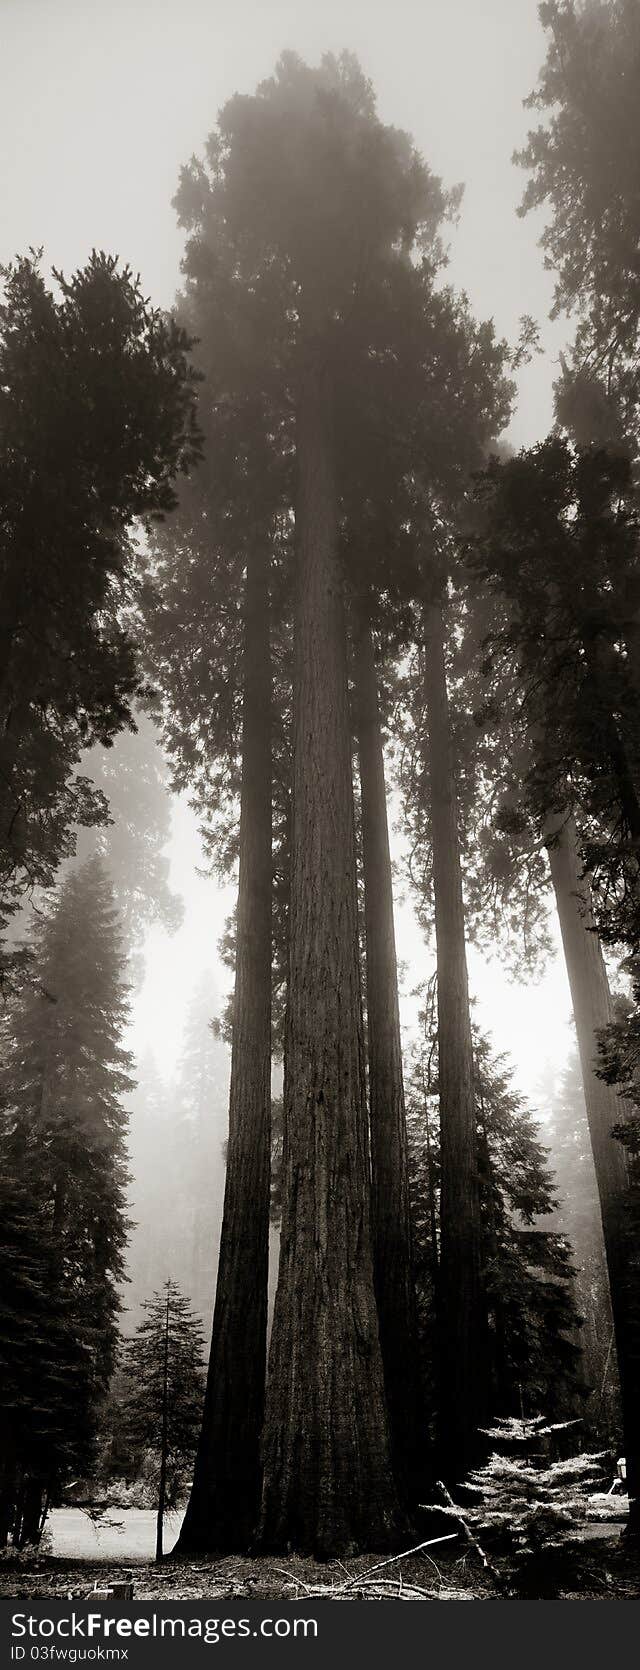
[0,1530,635,1602]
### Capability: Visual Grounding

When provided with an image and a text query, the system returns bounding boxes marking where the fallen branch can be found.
[273,1567,313,1594]
[432,1482,506,1592]
[334,1532,458,1593]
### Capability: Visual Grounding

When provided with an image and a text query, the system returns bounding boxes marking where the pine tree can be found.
[428,1421,608,1596]
[0,857,133,1541]
[517,0,640,461]
[406,1026,583,1434]
[0,1166,95,1547]
[119,1281,206,1560]
[467,438,640,1531]
[0,253,200,969]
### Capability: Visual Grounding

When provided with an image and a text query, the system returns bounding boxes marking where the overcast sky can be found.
[1,0,577,1102]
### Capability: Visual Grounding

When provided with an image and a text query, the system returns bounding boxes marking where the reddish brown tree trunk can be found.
[546,811,640,1533]
[260,348,400,1557]
[176,539,272,1553]
[353,614,423,1502]
[423,599,488,1479]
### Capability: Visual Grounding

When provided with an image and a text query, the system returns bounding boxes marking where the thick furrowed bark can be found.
[354,614,423,1503]
[423,600,488,1480]
[175,541,272,1554]
[546,811,640,1534]
[260,348,400,1558]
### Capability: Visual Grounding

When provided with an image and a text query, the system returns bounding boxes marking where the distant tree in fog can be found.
[124,981,229,1337]
[547,1048,622,1440]
[74,710,183,954]
[517,0,640,460]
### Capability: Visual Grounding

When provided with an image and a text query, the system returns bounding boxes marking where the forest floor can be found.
[1,1526,638,1602]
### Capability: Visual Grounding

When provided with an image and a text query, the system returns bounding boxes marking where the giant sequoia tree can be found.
[157,50,456,1555]
[232,56,439,1554]
[352,612,422,1502]
[176,526,273,1551]
[146,52,517,1547]
[422,588,490,1473]
[145,260,287,1548]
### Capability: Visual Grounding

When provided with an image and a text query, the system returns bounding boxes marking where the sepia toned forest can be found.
[2,0,640,1601]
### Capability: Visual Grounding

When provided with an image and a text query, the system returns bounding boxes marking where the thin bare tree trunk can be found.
[176,539,272,1553]
[260,347,400,1557]
[353,613,422,1502]
[546,810,640,1533]
[155,1290,170,1563]
[423,599,488,1479]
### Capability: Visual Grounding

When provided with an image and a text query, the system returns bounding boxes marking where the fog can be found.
[1,0,580,1297]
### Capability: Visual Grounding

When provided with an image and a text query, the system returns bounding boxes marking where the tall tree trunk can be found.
[423,599,488,1479]
[260,346,400,1557]
[546,811,640,1533]
[353,614,422,1503]
[155,1291,170,1563]
[176,539,272,1553]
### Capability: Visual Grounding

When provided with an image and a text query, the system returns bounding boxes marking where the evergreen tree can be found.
[0,857,132,1541]
[119,1281,206,1560]
[517,0,640,459]
[431,1421,608,1596]
[143,182,289,1547]
[0,1166,95,1547]
[167,49,450,1555]
[468,438,640,1529]
[150,50,513,1543]
[352,613,422,1502]
[422,589,490,1474]
[0,251,200,974]
[406,1027,583,1433]
[241,53,438,1554]
[150,464,276,1552]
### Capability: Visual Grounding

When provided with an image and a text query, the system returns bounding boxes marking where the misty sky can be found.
[1,0,578,1101]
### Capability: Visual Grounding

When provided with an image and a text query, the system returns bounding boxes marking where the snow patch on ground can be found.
[49,1507,183,1561]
